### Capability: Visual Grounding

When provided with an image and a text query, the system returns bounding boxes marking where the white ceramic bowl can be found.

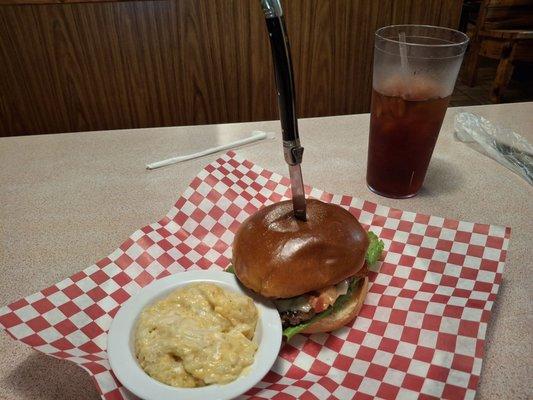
[107,270,282,400]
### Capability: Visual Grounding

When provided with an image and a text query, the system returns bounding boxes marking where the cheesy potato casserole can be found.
[135,282,258,388]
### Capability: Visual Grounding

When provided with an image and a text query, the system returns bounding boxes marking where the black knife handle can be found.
[262,5,299,143]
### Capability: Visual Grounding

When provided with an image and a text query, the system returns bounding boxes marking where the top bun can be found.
[232,199,368,298]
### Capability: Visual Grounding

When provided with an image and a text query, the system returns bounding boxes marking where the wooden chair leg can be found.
[490,42,515,103]
[464,41,481,87]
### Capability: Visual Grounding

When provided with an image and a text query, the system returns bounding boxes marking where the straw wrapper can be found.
[0,152,510,400]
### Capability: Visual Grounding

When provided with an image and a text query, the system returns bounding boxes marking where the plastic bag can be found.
[454,112,533,185]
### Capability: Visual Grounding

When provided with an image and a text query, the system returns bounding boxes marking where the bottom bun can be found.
[300,276,369,334]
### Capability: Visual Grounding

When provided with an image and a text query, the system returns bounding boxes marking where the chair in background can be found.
[459,0,482,33]
[463,0,533,103]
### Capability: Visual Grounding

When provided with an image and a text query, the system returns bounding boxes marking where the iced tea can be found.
[367,77,450,198]
[367,25,468,198]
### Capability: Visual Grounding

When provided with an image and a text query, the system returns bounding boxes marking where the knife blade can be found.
[288,164,307,220]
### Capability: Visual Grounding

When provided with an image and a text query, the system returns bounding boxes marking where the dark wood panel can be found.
[0,1,275,135]
[284,0,393,118]
[0,0,462,136]
[439,0,466,29]
[0,0,125,4]
[392,0,442,25]
[483,0,533,30]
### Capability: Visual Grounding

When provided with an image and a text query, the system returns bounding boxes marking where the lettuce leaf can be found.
[365,231,384,271]
[282,278,361,341]
[225,265,235,274]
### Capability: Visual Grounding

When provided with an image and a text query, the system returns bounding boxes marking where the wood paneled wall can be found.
[0,0,462,136]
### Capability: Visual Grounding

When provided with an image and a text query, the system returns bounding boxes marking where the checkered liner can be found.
[0,151,510,400]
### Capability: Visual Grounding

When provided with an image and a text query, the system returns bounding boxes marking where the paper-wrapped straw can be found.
[146,131,270,170]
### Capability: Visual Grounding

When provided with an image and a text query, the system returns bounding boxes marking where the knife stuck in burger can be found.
[225,0,384,340]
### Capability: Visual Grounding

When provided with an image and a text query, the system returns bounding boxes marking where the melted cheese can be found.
[336,279,350,296]
[135,283,258,388]
[274,296,312,313]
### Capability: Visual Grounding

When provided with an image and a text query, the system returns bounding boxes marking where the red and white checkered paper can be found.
[0,151,510,400]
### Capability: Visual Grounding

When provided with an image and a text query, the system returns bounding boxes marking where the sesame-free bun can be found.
[232,199,369,298]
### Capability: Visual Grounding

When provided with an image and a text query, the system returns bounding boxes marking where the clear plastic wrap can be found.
[454,112,533,185]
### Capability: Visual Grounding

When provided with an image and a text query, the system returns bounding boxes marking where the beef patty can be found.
[280,309,316,328]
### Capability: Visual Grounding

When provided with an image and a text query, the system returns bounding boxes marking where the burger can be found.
[228,199,384,340]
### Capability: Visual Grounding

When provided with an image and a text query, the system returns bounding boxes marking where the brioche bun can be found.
[232,199,369,298]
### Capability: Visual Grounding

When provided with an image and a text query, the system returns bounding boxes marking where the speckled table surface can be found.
[1,102,532,400]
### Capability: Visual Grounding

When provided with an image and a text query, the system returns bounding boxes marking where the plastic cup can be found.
[366,25,469,198]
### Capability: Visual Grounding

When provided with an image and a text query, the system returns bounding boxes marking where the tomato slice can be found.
[308,285,339,313]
